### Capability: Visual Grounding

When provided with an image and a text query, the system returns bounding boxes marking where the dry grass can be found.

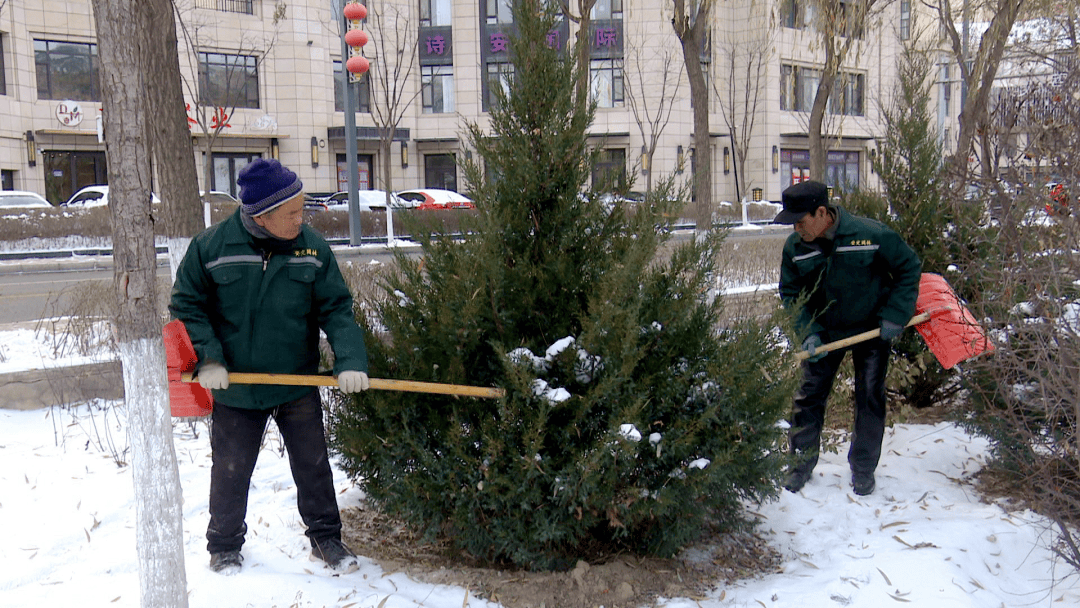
[0,203,477,244]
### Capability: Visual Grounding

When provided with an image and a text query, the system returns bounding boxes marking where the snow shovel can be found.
[163,320,505,417]
[795,273,994,369]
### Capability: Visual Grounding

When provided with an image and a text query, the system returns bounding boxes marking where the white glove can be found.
[337,370,370,393]
[197,362,229,390]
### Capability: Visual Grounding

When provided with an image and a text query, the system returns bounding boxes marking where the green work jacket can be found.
[779,206,922,343]
[169,208,368,409]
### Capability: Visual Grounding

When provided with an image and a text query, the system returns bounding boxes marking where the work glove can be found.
[197,362,229,390]
[880,320,904,344]
[802,334,826,363]
[337,370,370,393]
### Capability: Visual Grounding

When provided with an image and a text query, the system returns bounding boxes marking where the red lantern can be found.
[346,56,370,75]
[342,2,367,20]
[344,29,368,47]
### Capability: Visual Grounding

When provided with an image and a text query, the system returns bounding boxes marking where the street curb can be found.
[0,360,123,410]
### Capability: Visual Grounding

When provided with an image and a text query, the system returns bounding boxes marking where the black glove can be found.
[880,320,904,343]
[802,334,826,362]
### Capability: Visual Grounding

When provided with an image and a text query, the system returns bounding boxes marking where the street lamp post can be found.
[337,1,370,246]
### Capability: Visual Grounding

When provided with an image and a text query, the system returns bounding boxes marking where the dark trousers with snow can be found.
[789,337,890,477]
[206,392,342,554]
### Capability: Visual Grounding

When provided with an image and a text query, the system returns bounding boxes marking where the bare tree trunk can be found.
[146,0,201,280]
[91,1,189,606]
[672,0,715,232]
[808,71,838,179]
[936,0,1027,186]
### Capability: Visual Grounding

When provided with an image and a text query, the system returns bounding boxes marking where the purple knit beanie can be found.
[237,159,303,216]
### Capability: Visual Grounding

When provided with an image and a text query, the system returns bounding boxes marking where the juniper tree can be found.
[330,1,794,570]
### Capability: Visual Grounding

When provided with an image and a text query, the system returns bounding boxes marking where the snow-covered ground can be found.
[2,332,1078,607]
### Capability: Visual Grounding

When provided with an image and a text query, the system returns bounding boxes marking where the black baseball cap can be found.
[773,180,829,224]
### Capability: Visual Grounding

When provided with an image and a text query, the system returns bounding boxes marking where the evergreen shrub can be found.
[329,4,795,570]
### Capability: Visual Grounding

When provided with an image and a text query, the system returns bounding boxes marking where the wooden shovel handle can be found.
[795,311,933,361]
[181,372,505,399]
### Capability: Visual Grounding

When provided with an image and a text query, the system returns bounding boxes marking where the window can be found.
[780,149,860,190]
[420,0,452,27]
[334,60,370,113]
[590,59,623,108]
[837,73,864,116]
[195,0,253,14]
[780,64,863,116]
[336,154,373,191]
[593,148,627,192]
[780,0,798,28]
[1,170,13,191]
[591,0,623,19]
[484,62,514,112]
[424,154,457,190]
[899,0,912,41]
[34,40,100,101]
[422,66,455,113]
[836,0,864,39]
[43,150,107,204]
[212,153,260,197]
[198,52,259,109]
[486,0,512,24]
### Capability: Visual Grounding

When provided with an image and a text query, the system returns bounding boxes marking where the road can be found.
[0,228,787,326]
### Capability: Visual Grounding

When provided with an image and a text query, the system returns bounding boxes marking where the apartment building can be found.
[0,0,910,206]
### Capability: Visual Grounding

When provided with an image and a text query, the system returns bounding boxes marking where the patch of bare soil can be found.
[341,505,782,608]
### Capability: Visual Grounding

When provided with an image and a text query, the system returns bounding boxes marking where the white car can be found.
[0,190,52,209]
[61,185,161,208]
[199,190,240,205]
[395,188,475,210]
[323,190,408,212]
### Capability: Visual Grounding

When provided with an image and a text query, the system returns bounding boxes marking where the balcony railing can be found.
[195,0,254,15]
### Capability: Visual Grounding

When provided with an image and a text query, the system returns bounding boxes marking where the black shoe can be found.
[311,538,359,573]
[209,550,243,574]
[784,467,813,493]
[852,471,876,496]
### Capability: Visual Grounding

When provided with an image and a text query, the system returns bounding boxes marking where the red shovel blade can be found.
[914,273,995,369]
[163,319,213,417]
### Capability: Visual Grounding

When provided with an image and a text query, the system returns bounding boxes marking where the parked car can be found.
[323,190,407,212]
[1045,182,1074,217]
[0,190,52,209]
[61,185,161,208]
[396,188,475,210]
[302,193,329,211]
[199,190,240,205]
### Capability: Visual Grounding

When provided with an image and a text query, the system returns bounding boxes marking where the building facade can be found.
[0,0,910,205]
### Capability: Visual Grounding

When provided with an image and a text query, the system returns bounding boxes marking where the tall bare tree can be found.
[930,0,1028,186]
[804,0,888,179]
[90,0,188,605]
[713,7,774,200]
[148,0,202,279]
[174,1,286,200]
[623,34,682,193]
[557,0,599,110]
[365,2,421,199]
[672,0,715,231]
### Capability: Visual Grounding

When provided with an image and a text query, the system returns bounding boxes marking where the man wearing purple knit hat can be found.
[170,158,369,574]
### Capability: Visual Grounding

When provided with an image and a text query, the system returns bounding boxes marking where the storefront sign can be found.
[56,101,84,127]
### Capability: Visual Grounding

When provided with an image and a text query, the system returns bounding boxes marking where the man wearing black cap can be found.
[170,158,370,574]
[773,180,921,496]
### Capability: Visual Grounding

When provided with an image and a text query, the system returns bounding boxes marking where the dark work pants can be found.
[789,337,891,476]
[206,391,342,554]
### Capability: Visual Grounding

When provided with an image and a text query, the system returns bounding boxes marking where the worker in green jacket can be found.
[170,159,369,574]
[774,180,921,496]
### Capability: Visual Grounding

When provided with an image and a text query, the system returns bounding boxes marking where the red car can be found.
[395,189,475,210]
[1045,183,1073,217]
